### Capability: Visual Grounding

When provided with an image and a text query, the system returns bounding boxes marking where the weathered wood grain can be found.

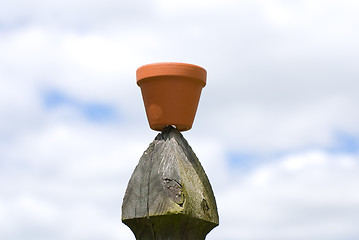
[122,126,219,240]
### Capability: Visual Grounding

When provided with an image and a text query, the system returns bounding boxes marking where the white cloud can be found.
[0,120,144,239]
[209,151,359,240]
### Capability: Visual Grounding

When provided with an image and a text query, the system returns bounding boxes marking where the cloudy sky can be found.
[1,0,359,239]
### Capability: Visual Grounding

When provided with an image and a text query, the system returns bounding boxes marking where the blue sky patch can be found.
[44,90,73,108]
[43,90,119,123]
[82,103,116,122]
[227,151,256,170]
[330,132,359,154]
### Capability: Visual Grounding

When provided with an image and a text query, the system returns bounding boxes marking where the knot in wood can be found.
[163,178,184,207]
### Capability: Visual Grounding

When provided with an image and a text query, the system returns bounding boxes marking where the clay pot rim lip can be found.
[136,62,207,87]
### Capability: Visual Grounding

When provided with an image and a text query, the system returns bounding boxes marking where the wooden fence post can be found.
[122,126,219,239]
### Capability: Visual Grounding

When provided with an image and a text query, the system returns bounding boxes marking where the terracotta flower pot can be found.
[136,62,206,131]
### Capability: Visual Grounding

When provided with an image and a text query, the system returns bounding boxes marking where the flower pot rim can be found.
[136,62,207,87]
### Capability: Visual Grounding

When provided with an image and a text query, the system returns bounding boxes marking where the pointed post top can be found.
[122,126,219,240]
